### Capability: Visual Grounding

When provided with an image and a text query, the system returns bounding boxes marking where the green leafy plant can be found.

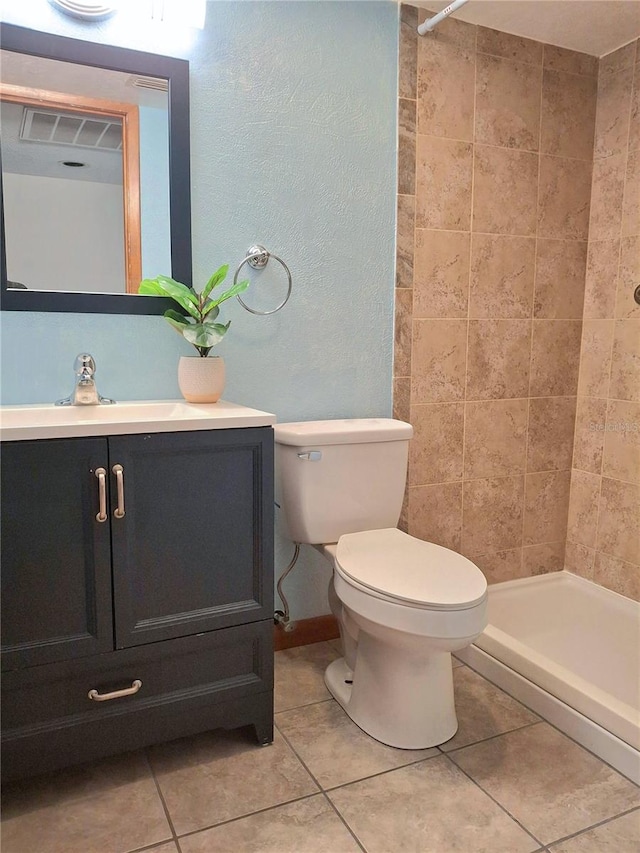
[139,265,249,357]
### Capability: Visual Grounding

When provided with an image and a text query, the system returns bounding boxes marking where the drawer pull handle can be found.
[112,463,125,519]
[95,467,107,522]
[88,679,142,702]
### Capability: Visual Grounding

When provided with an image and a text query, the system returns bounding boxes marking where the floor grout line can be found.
[313,749,442,796]
[321,792,369,852]
[127,840,181,853]
[460,656,640,786]
[271,722,369,851]
[142,750,182,853]
[277,694,451,784]
[439,717,543,755]
[542,803,640,849]
[274,695,334,715]
[278,724,367,853]
[273,722,328,793]
[439,750,548,850]
[173,791,323,845]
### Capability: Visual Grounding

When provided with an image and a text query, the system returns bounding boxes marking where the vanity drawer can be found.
[2,620,274,781]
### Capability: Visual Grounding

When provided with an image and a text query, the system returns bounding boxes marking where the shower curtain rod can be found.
[417,0,470,35]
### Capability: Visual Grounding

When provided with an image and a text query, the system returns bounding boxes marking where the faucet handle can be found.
[74,353,96,377]
[55,353,115,406]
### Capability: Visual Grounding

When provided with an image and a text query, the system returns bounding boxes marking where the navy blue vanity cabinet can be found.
[1,427,274,782]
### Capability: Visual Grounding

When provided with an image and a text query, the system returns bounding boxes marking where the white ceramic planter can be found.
[177,356,225,403]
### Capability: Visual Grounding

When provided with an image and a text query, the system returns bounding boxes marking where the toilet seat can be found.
[335,528,487,611]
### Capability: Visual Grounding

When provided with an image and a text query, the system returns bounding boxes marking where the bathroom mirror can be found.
[0,23,191,314]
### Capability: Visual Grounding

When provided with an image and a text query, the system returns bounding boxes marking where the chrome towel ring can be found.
[233,245,292,315]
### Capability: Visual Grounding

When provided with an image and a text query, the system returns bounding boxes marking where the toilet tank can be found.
[274,419,413,545]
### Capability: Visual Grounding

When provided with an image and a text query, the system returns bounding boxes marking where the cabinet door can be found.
[109,427,274,648]
[1,438,114,670]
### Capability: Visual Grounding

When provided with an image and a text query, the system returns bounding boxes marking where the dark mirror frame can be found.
[0,22,192,315]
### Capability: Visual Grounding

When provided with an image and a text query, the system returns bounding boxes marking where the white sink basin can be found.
[0,399,276,441]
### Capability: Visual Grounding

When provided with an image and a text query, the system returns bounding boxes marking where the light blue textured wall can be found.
[0,0,399,620]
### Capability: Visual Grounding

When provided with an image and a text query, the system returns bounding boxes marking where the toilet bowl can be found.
[274,418,488,750]
[320,528,487,749]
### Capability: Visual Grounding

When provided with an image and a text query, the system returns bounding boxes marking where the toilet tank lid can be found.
[274,419,413,446]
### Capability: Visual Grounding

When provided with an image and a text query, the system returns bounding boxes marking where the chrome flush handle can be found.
[297,451,322,461]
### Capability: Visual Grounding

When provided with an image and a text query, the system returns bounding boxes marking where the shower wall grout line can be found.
[460,22,479,556]
[413,130,596,162]
[522,54,547,567]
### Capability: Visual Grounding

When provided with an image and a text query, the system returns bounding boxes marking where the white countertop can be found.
[0,399,277,442]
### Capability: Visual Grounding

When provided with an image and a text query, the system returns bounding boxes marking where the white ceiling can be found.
[0,49,167,184]
[415,1,640,57]
[0,100,123,184]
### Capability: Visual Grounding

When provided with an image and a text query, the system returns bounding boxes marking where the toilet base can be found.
[325,641,459,750]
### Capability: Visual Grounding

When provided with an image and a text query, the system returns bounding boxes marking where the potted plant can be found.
[139,265,249,403]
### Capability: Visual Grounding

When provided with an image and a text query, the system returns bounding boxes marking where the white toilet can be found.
[274,418,488,749]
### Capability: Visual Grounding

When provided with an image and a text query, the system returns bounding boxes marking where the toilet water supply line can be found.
[274,542,301,632]
[417,0,470,35]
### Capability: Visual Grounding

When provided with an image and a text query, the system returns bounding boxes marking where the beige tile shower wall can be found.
[394,6,597,584]
[566,39,640,601]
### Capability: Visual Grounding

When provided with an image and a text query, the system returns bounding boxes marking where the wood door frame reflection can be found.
[0,83,141,294]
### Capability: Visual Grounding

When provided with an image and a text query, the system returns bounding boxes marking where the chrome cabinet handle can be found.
[95,467,107,522]
[88,679,142,702]
[112,464,125,519]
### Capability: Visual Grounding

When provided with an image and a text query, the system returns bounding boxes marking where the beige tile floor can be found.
[2,640,639,853]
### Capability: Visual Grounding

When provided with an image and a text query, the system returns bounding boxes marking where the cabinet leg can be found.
[253,721,274,745]
[252,707,274,745]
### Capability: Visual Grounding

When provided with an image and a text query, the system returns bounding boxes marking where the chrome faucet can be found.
[55,354,116,406]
